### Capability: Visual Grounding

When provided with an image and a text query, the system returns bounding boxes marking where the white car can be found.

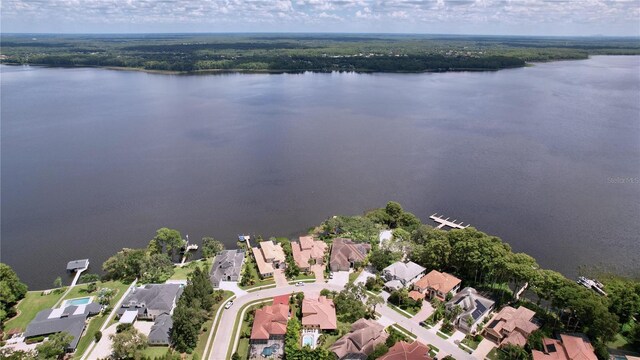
[224,301,233,309]
[295,282,305,287]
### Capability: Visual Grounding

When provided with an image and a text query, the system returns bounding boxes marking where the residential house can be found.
[116,283,183,320]
[532,334,598,360]
[210,249,245,287]
[148,313,173,346]
[24,302,102,351]
[379,341,433,360]
[291,236,328,272]
[413,270,462,300]
[301,296,337,331]
[483,306,539,347]
[330,238,371,272]
[250,303,290,343]
[330,319,389,360]
[445,287,495,334]
[382,261,426,290]
[252,240,286,278]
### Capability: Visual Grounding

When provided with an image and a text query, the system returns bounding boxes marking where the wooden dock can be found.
[429,213,470,230]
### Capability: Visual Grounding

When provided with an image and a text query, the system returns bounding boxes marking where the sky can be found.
[1,0,639,36]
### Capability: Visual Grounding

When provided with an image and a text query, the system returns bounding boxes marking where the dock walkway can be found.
[429,213,470,230]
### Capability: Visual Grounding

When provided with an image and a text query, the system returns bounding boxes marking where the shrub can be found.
[94,331,102,342]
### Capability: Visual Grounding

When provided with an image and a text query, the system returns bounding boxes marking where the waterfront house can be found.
[291,236,328,272]
[329,238,371,272]
[382,261,426,288]
[210,249,245,287]
[532,334,598,360]
[445,287,495,334]
[483,305,539,347]
[252,240,286,278]
[116,283,183,320]
[301,296,337,330]
[379,341,433,360]
[413,270,462,300]
[24,302,101,352]
[330,319,388,360]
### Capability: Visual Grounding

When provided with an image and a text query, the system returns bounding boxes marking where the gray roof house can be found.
[148,313,173,346]
[446,287,495,334]
[210,249,245,288]
[382,261,426,287]
[66,259,89,272]
[24,302,101,351]
[116,284,183,320]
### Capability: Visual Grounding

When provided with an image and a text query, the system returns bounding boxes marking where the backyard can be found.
[3,289,67,333]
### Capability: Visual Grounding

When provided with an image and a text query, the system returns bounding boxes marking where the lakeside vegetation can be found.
[1,34,639,73]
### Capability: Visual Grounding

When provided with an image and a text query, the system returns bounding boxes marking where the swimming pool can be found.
[302,334,315,348]
[62,296,93,307]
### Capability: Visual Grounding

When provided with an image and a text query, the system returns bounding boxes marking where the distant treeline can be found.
[1,33,638,73]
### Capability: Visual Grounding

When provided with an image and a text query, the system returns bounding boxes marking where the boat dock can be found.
[430,213,470,230]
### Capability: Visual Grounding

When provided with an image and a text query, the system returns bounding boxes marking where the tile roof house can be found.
[301,296,337,330]
[210,249,245,287]
[148,313,173,346]
[532,334,598,360]
[383,261,426,288]
[414,270,462,300]
[250,303,290,343]
[330,238,371,272]
[24,302,102,351]
[330,318,389,360]
[483,306,539,347]
[291,236,328,271]
[116,283,183,320]
[445,287,495,334]
[252,241,286,278]
[379,341,433,360]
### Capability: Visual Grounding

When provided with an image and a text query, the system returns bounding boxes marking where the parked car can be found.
[295,282,305,287]
[225,301,233,309]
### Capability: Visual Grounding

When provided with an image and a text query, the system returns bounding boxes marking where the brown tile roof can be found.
[330,238,371,271]
[484,306,539,346]
[250,303,289,340]
[532,335,598,360]
[408,291,425,301]
[252,247,274,277]
[292,237,327,269]
[259,241,286,263]
[379,341,433,360]
[414,270,461,294]
[330,319,388,359]
[301,296,337,330]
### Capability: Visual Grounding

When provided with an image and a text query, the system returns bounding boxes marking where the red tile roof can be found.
[302,296,337,330]
[379,341,433,360]
[250,303,289,340]
[273,294,290,306]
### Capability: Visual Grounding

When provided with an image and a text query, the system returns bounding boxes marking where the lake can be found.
[1,56,639,289]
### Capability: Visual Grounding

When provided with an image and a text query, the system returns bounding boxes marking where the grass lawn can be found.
[461,335,482,350]
[170,259,213,281]
[387,303,413,318]
[321,321,351,350]
[72,281,130,359]
[237,338,250,360]
[290,273,316,282]
[390,324,417,340]
[428,344,440,358]
[4,290,66,332]
[194,290,234,360]
[139,346,171,358]
[486,347,499,360]
[246,283,276,292]
[348,269,363,283]
[436,331,449,340]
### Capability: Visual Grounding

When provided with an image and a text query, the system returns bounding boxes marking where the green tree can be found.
[53,277,62,288]
[366,294,384,315]
[110,326,148,359]
[497,344,530,360]
[150,227,184,257]
[35,332,73,359]
[139,253,175,283]
[79,273,100,284]
[369,248,400,272]
[102,248,146,281]
[368,343,389,360]
[0,263,28,326]
[201,237,225,258]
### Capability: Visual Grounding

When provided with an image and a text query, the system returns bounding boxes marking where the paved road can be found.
[208,280,477,360]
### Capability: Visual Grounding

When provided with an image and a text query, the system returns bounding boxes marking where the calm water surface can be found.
[2,56,639,289]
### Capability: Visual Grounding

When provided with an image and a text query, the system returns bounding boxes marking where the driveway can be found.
[273,269,288,288]
[411,301,434,322]
[353,268,375,285]
[218,281,247,297]
[327,271,349,287]
[88,323,117,359]
[133,320,154,336]
[473,338,497,359]
[311,264,324,283]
